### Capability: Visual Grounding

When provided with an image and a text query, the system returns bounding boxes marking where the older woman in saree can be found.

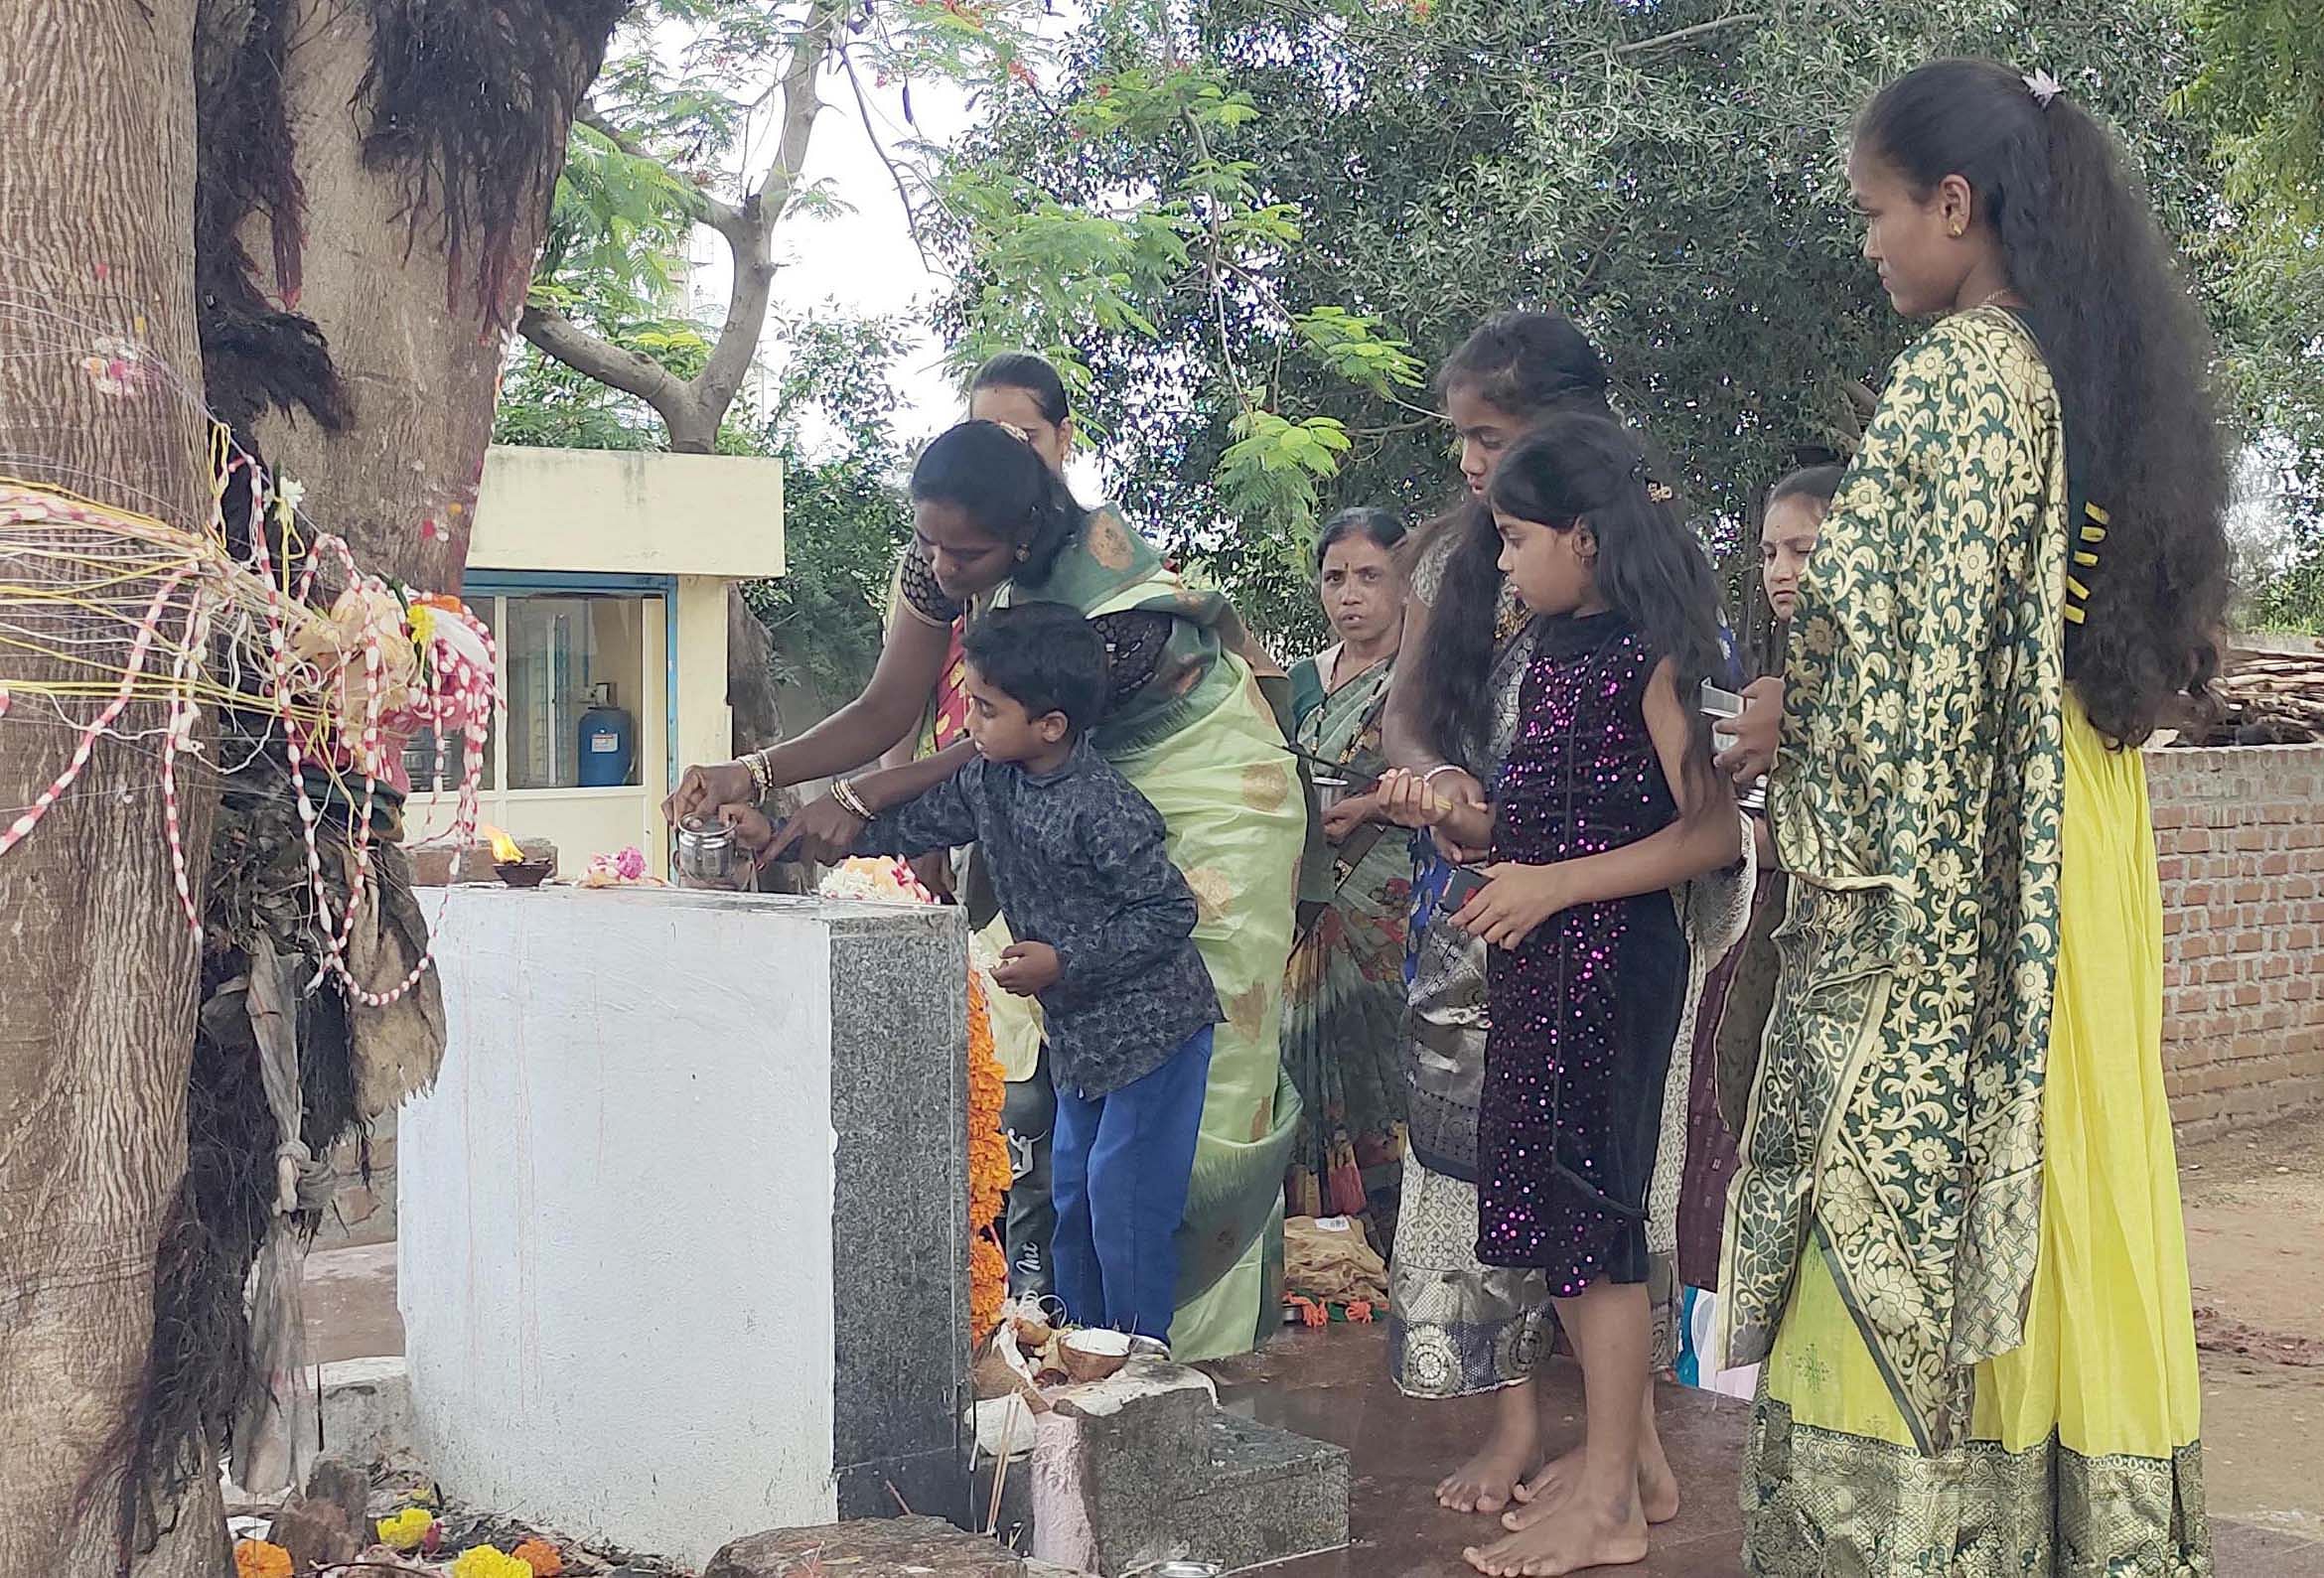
[1282,507,1412,1239]
[668,418,1304,1360]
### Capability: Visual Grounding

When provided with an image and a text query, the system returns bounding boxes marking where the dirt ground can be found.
[2180,1104,2324,1539]
[304,1105,2324,1552]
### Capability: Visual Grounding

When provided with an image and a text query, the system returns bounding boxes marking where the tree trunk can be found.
[240,0,536,591]
[0,4,227,1577]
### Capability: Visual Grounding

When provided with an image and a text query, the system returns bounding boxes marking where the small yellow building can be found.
[408,445,784,878]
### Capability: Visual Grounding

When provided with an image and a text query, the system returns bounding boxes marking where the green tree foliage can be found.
[939,0,2283,646]
[2184,0,2324,233]
[2184,0,2324,629]
[505,2,1010,697]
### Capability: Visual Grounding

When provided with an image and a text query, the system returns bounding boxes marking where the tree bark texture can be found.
[0,3,227,1576]
[247,0,617,593]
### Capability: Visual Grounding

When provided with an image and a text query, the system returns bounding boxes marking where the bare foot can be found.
[1503,1461,1678,1531]
[1437,1391,1539,1514]
[1465,1497,1649,1576]
[1508,1386,1677,1529]
[1507,1445,1582,1510]
[1636,1405,1680,1526]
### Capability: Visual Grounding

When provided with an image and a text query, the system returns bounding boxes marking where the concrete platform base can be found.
[1031,1361,1348,1575]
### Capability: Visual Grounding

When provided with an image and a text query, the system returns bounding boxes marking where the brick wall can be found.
[2150,742,2324,1138]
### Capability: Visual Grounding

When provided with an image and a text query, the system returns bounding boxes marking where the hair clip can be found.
[992,420,1033,445]
[2023,69,2063,107]
[1646,482,1675,503]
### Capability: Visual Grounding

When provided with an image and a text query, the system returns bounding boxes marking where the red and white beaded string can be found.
[0,460,498,1009]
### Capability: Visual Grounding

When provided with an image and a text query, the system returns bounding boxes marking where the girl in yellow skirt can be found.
[1716,59,2231,1575]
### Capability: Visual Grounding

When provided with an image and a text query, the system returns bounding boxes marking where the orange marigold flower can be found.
[234,1541,293,1578]
[512,1536,566,1576]
[965,973,1010,1336]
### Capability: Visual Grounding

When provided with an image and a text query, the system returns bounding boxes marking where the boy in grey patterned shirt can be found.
[772,603,1219,1345]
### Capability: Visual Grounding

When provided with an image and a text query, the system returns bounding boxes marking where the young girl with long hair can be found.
[1718,58,2230,1573]
[1376,313,1632,1509]
[1382,414,1739,1575]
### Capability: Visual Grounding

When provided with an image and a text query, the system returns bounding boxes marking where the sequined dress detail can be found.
[1479,610,1686,1292]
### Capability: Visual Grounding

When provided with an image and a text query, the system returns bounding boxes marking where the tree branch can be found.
[577,102,642,156]
[580,101,743,232]
[680,4,844,440]
[519,302,694,419]
[834,40,939,271]
[1613,13,1761,57]
[749,5,840,216]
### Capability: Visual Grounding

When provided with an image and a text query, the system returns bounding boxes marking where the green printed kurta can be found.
[1718,308,2070,1449]
[1721,308,2210,1574]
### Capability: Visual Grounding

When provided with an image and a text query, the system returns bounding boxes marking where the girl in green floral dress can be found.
[1717,59,2231,1575]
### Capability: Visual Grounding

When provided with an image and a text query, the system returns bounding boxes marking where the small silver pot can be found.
[1312,776,1349,813]
[675,814,742,886]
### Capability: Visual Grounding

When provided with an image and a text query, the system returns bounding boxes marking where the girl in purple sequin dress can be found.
[1387,413,1738,1577]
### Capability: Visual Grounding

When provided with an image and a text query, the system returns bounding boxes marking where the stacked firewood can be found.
[2183,648,2324,745]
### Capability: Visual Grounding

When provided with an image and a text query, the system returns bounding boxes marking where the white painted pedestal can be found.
[397,886,968,1566]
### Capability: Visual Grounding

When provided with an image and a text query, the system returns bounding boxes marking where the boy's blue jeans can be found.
[1050,1024,1215,1344]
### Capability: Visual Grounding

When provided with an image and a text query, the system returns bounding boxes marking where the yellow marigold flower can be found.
[407,601,438,652]
[377,1506,435,1551]
[452,1548,536,1578]
[233,1541,292,1578]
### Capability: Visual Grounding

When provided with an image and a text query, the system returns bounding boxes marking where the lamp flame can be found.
[481,823,524,865]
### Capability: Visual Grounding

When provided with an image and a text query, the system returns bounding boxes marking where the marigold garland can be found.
[965,971,1010,1339]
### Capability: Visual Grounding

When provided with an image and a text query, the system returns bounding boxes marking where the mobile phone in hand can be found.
[1699,679,1745,719]
[1443,864,1488,909]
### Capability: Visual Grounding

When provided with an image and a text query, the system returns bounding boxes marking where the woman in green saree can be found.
[666,419,1304,1361]
[1282,507,1411,1238]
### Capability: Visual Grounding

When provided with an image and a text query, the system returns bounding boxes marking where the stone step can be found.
[1029,1360,1349,1575]
[704,1516,1088,1576]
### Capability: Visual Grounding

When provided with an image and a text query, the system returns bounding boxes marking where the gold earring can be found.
[1950,223,1964,237]
[1015,545,1031,562]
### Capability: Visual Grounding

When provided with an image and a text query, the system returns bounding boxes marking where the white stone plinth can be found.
[398,886,967,1567]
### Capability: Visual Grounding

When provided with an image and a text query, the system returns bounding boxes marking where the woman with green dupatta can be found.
[1282,507,1412,1238]
[667,419,1304,1361]
[1715,59,2228,1574]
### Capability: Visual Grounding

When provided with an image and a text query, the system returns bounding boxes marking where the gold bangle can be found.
[746,750,775,798]
[830,779,873,820]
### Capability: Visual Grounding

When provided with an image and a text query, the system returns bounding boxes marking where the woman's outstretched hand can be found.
[664,760,756,826]
[1320,789,1380,842]
[764,789,870,866]
[1715,677,1784,786]
[1376,767,1492,860]
[1450,862,1571,950]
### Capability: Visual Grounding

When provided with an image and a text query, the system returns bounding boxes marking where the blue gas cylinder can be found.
[577,682,635,787]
